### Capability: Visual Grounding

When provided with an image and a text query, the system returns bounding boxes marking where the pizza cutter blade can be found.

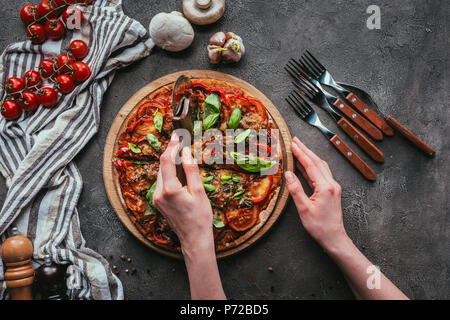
[172,75,194,134]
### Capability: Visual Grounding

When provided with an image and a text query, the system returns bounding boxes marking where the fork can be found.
[300,51,394,136]
[285,64,384,163]
[285,59,383,141]
[286,92,376,181]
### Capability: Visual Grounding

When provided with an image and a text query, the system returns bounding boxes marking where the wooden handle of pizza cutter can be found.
[330,135,376,181]
[333,98,384,141]
[337,118,384,163]
[346,92,394,136]
[386,116,436,156]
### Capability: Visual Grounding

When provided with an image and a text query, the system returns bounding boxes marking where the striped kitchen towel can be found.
[0,0,154,299]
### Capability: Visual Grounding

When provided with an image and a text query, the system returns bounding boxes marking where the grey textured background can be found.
[0,0,449,299]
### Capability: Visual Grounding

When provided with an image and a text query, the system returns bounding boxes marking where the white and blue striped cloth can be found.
[0,0,153,299]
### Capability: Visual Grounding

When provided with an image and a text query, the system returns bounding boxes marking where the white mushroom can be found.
[207,31,245,64]
[183,0,225,25]
[149,11,194,52]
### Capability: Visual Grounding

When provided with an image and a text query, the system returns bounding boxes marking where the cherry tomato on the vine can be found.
[39,59,56,78]
[69,40,88,59]
[36,0,60,19]
[1,100,22,121]
[55,74,75,94]
[5,77,25,97]
[18,91,40,112]
[20,4,37,25]
[44,18,65,40]
[62,6,84,28]
[38,87,58,107]
[71,61,91,82]
[26,23,46,44]
[23,70,41,87]
[57,54,75,73]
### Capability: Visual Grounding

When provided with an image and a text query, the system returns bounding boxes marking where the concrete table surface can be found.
[0,0,449,299]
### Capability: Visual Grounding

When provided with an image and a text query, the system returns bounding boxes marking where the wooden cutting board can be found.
[103,70,294,259]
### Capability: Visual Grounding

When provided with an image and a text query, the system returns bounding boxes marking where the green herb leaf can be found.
[232,175,242,183]
[204,93,221,113]
[234,129,252,144]
[232,189,246,199]
[230,152,276,173]
[204,183,216,192]
[203,176,214,183]
[228,107,241,129]
[145,181,159,214]
[213,215,225,228]
[220,174,232,182]
[153,111,163,133]
[146,133,162,152]
[203,113,220,130]
[128,143,141,154]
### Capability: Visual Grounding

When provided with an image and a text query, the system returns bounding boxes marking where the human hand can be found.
[284,137,348,251]
[153,133,214,251]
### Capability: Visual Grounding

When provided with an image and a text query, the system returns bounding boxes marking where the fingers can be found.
[284,171,311,212]
[160,133,182,193]
[291,139,329,187]
[181,146,204,194]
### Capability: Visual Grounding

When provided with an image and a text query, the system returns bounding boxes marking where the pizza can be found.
[112,79,283,253]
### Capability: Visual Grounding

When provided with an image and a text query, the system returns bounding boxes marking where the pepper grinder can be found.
[1,227,35,300]
[35,254,68,300]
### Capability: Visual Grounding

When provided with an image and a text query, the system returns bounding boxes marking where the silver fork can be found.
[299,51,394,136]
[285,61,384,163]
[286,92,376,181]
[286,59,383,141]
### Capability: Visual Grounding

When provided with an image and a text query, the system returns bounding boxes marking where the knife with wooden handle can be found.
[386,116,435,156]
[330,135,376,181]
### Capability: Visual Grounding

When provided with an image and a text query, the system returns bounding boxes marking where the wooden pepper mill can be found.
[1,227,35,300]
[35,254,68,300]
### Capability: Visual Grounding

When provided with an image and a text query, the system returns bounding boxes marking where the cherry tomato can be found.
[5,77,25,97]
[69,40,88,59]
[26,23,46,44]
[57,53,75,73]
[55,74,75,94]
[62,6,84,28]
[44,18,65,40]
[17,91,40,111]
[38,87,58,107]
[20,4,37,25]
[1,100,22,121]
[71,61,91,82]
[39,59,56,78]
[23,70,41,88]
[36,0,60,19]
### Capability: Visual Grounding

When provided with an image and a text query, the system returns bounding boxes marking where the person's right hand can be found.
[284,137,348,251]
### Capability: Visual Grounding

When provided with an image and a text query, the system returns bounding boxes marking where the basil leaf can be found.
[204,93,221,113]
[128,143,141,154]
[153,111,163,133]
[213,215,225,228]
[228,107,241,129]
[230,152,276,173]
[220,174,232,182]
[204,183,216,192]
[146,134,162,152]
[232,189,246,199]
[232,175,242,183]
[234,129,252,144]
[145,181,159,213]
[203,113,220,130]
[203,176,214,183]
